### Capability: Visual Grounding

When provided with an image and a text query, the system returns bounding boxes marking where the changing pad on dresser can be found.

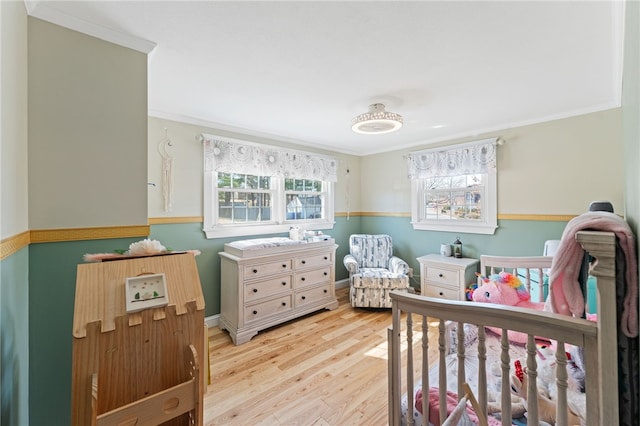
[224,236,333,258]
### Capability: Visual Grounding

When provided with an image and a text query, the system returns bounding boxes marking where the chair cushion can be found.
[351,269,409,289]
[350,286,410,308]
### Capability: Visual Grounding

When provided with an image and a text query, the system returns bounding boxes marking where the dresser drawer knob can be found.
[253,269,258,274]
[301,260,306,264]
[253,310,258,315]
[438,273,444,278]
[301,296,306,300]
[439,292,444,296]
[323,289,327,293]
[253,288,258,293]
[301,277,306,281]
[282,281,287,286]
[324,256,328,260]
[282,302,286,306]
[323,272,328,276]
[282,264,287,268]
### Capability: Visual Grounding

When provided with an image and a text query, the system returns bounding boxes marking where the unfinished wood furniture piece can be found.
[71,252,206,426]
[219,238,338,345]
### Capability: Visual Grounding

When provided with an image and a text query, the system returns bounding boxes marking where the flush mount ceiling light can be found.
[351,103,403,134]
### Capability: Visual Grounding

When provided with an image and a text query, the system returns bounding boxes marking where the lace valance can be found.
[201,133,338,182]
[407,138,498,179]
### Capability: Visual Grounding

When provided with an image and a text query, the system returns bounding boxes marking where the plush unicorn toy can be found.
[472,271,546,344]
[472,271,545,310]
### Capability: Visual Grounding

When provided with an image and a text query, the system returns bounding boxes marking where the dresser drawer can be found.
[244,276,292,303]
[244,260,292,280]
[294,252,332,269]
[244,294,292,322]
[294,266,331,289]
[295,284,332,307]
[424,285,460,301]
[425,266,461,286]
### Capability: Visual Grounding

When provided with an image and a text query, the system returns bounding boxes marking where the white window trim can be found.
[201,134,336,239]
[409,176,497,235]
[408,138,499,235]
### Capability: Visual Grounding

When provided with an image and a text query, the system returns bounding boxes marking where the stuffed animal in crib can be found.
[472,272,546,344]
[510,360,582,426]
[473,272,545,310]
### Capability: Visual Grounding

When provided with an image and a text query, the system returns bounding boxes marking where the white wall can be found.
[147,116,361,218]
[1,1,28,239]
[27,18,148,229]
[361,108,623,215]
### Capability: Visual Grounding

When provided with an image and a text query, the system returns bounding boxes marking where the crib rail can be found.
[388,230,619,426]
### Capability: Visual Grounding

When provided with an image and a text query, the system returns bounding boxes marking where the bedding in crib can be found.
[400,325,587,426]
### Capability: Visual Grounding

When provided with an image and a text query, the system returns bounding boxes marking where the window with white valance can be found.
[201,133,337,238]
[407,138,499,235]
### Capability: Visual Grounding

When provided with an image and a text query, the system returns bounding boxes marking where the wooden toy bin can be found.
[71,252,206,426]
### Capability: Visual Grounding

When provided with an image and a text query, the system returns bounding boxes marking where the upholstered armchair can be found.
[343,234,412,308]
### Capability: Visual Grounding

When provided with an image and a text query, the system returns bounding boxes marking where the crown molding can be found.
[24,1,156,54]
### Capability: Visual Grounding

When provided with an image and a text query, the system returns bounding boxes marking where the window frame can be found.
[410,172,497,234]
[204,172,335,239]
[408,138,498,235]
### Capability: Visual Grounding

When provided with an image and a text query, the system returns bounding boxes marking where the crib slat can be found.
[407,313,414,426]
[526,334,539,425]
[555,342,568,426]
[456,322,465,398]
[422,317,429,426]
[438,320,446,425]
[477,326,487,418]
[500,330,511,426]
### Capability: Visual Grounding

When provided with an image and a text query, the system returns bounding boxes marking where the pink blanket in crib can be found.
[549,211,638,337]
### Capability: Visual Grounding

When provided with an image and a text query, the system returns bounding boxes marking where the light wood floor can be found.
[204,287,428,426]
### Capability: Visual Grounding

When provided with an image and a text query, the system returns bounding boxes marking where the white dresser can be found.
[417,254,479,301]
[219,238,338,345]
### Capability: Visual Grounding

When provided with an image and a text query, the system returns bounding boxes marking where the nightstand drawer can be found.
[425,267,461,286]
[424,285,460,300]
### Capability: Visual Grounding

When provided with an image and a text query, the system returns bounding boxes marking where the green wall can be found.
[28,238,144,426]
[1,249,29,426]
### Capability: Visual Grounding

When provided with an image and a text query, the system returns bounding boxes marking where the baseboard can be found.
[205,314,219,328]
[336,278,349,289]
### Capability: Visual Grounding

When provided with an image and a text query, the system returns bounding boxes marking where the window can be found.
[408,138,498,235]
[285,178,325,220]
[217,173,273,224]
[202,134,336,238]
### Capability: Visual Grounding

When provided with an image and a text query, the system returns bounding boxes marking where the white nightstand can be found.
[417,254,480,301]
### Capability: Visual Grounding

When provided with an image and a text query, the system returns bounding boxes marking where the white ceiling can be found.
[26,1,625,156]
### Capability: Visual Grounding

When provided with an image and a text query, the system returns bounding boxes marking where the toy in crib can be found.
[473,271,545,309]
[472,272,546,344]
[510,359,582,426]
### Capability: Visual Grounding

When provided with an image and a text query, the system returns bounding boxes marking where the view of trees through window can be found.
[217,173,272,223]
[423,174,484,221]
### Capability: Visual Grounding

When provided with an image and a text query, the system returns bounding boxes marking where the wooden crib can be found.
[388,230,621,426]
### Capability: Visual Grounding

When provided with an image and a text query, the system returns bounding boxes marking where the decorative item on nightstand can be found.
[452,237,463,258]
